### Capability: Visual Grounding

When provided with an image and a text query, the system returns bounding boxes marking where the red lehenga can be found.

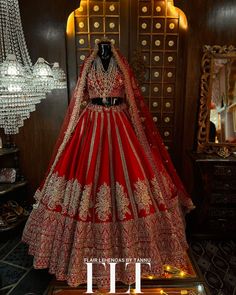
[22,44,194,288]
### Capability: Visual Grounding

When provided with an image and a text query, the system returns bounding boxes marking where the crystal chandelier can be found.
[0,0,67,135]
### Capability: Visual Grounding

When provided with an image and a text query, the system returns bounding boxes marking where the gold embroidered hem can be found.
[22,204,191,288]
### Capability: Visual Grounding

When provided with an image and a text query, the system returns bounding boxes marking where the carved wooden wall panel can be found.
[67,0,186,158]
[135,0,181,152]
[75,0,121,71]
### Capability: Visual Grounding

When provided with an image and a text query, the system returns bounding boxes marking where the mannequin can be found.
[92,40,122,106]
[97,41,113,71]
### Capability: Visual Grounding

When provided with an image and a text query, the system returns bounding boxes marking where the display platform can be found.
[47,252,211,295]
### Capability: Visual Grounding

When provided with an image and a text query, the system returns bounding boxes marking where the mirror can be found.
[197,45,236,157]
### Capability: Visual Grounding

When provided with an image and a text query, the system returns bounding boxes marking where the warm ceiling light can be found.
[167,2,188,30]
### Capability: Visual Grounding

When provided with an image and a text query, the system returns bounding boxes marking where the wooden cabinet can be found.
[189,153,236,238]
[0,147,28,233]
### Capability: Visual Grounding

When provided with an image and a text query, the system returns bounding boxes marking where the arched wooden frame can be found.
[197,45,236,158]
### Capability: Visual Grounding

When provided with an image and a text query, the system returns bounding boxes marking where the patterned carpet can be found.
[190,240,236,295]
[0,236,235,295]
[0,235,52,295]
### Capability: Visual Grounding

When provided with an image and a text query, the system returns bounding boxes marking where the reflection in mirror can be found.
[210,57,236,143]
[197,45,236,157]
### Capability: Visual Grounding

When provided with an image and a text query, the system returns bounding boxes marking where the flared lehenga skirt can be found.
[22,102,190,288]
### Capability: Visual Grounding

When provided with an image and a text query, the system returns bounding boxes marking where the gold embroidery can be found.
[151,176,164,200]
[37,172,178,219]
[92,111,104,206]
[26,171,191,290]
[61,179,73,213]
[95,183,112,221]
[23,205,190,289]
[112,111,138,219]
[64,180,82,216]
[151,176,177,209]
[161,173,176,195]
[34,189,42,202]
[86,111,98,178]
[134,179,152,213]
[115,182,131,220]
[45,173,66,209]
[117,112,159,212]
[107,112,116,221]
[79,184,92,221]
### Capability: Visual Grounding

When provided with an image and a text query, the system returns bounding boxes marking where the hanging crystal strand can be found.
[51,62,67,89]
[5,0,14,57]
[8,0,21,60]
[0,0,9,61]
[13,0,32,69]
[0,1,6,61]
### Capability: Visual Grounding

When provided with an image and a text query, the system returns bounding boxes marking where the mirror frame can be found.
[197,45,236,158]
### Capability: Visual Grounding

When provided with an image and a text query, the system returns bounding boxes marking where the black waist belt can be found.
[91,97,124,106]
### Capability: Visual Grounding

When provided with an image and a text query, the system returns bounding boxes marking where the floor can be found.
[0,234,235,295]
[0,235,52,295]
[189,240,236,295]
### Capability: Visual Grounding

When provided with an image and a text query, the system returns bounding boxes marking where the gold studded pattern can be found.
[165,102,171,108]
[142,40,147,46]
[75,0,120,52]
[109,4,115,12]
[109,22,115,29]
[153,87,159,93]
[141,23,147,29]
[136,0,181,149]
[93,5,99,12]
[79,22,85,28]
[142,6,148,13]
[164,131,170,137]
